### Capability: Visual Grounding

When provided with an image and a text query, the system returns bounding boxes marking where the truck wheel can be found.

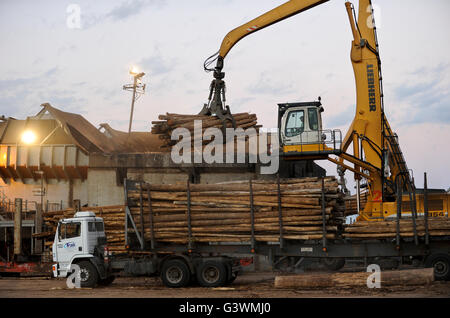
[196,261,227,287]
[161,259,191,288]
[225,271,238,286]
[425,253,450,281]
[322,258,345,271]
[77,261,99,288]
[98,275,115,286]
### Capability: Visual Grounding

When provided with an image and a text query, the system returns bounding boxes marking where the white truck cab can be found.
[52,211,113,287]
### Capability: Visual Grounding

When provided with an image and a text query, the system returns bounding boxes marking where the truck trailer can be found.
[51,179,450,288]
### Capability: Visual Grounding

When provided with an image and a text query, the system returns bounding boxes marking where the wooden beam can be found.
[15,166,25,184]
[74,148,84,180]
[40,126,59,145]
[51,166,60,181]
[14,198,22,256]
[24,146,37,182]
[0,172,8,184]
[274,268,434,288]
[50,146,60,182]
[4,166,15,181]
[28,166,37,182]
[38,145,42,172]
[62,167,71,181]
[62,145,71,181]
[14,143,25,183]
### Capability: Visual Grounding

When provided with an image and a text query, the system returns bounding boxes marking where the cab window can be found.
[58,222,81,240]
[88,221,105,232]
[308,108,319,131]
[285,110,304,137]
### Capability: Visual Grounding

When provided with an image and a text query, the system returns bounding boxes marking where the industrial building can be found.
[0,103,263,261]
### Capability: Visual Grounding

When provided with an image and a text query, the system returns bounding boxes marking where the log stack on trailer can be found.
[125,177,346,246]
[39,178,449,256]
[344,192,368,216]
[151,112,261,150]
[40,176,345,253]
[343,218,450,239]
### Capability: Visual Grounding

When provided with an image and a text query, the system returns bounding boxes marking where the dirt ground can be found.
[0,272,449,298]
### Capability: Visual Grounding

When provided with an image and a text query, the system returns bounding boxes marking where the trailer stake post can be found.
[277,174,284,249]
[124,178,128,247]
[423,172,430,246]
[395,176,402,249]
[147,186,155,250]
[186,179,193,251]
[321,178,327,250]
[139,181,145,250]
[249,179,256,251]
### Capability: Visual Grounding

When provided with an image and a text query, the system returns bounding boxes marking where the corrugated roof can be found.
[0,103,165,154]
[99,123,166,153]
[39,103,112,153]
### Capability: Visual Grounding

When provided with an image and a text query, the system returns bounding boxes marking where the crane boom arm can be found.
[201,0,329,127]
[216,0,329,65]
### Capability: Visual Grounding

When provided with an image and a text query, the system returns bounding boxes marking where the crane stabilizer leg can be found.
[199,68,236,133]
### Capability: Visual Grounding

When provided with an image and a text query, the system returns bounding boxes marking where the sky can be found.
[0,0,449,191]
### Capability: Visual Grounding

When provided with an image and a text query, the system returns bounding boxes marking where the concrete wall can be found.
[86,169,124,207]
[128,169,273,185]
[127,170,188,184]
[199,172,256,184]
[0,178,87,210]
[1,162,277,210]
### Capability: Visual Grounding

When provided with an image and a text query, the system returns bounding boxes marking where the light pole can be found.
[123,66,146,134]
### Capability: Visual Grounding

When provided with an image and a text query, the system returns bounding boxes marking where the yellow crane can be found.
[202,0,449,222]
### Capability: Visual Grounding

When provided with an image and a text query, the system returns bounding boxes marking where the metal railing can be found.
[283,129,342,155]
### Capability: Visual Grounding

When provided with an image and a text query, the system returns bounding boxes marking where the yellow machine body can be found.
[209,0,449,221]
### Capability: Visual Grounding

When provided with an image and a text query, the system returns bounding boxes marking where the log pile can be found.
[42,205,127,253]
[344,191,368,215]
[151,112,260,149]
[274,268,434,289]
[343,217,450,239]
[126,177,345,245]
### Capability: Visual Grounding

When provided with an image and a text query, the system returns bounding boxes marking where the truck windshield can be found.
[58,222,81,240]
[285,110,304,137]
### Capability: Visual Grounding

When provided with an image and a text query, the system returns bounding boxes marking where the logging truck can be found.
[51,0,450,288]
[51,201,450,288]
[52,211,242,288]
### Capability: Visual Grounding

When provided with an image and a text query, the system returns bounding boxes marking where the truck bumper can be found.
[52,263,60,278]
[52,263,70,278]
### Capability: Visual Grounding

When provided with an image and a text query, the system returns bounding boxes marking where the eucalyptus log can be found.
[274,268,434,288]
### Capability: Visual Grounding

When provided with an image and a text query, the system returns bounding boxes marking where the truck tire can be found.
[161,259,191,288]
[98,275,115,286]
[77,260,99,288]
[322,257,345,271]
[196,261,227,287]
[425,253,450,281]
[225,271,238,286]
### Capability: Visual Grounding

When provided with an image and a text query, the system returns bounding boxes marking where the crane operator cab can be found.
[278,98,342,160]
